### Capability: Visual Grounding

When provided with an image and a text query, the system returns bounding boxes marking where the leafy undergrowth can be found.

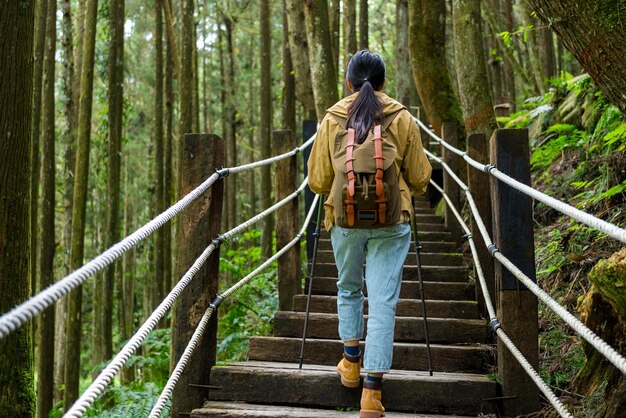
[502,73,626,417]
[217,229,280,363]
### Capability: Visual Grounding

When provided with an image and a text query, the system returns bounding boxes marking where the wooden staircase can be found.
[192,197,498,417]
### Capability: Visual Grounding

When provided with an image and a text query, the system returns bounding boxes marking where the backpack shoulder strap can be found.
[381,109,404,131]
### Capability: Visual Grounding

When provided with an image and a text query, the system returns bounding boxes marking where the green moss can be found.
[587,248,626,322]
[592,1,626,31]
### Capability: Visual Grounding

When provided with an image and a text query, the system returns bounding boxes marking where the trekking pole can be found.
[412,197,433,376]
[299,195,324,370]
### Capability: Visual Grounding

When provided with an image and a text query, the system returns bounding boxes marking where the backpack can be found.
[331,110,402,228]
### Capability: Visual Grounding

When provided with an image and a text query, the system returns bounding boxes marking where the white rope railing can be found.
[0,133,316,340]
[428,179,573,418]
[426,148,626,376]
[62,178,311,417]
[147,194,320,418]
[416,117,626,245]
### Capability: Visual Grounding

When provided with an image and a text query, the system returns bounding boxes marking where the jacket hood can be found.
[326,91,406,119]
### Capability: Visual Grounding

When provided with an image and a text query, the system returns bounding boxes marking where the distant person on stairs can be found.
[308,50,432,418]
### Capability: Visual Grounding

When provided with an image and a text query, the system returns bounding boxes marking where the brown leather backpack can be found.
[331,111,402,228]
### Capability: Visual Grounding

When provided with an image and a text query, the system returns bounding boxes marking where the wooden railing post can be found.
[442,122,463,244]
[274,130,302,310]
[489,129,540,415]
[302,118,317,262]
[467,133,495,317]
[171,133,224,417]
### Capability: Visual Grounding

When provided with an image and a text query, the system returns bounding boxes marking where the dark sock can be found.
[344,345,360,357]
[366,374,383,383]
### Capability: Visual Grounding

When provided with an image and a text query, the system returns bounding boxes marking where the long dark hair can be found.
[346,50,386,144]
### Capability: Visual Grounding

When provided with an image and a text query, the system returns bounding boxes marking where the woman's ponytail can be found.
[346,51,386,144]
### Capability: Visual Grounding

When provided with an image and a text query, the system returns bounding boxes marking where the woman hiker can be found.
[308,50,432,418]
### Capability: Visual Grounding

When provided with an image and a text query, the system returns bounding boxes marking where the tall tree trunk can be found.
[408,0,464,138]
[178,0,193,194]
[520,3,545,94]
[329,0,340,70]
[342,0,357,97]
[64,0,98,409]
[527,0,626,113]
[31,0,48,299]
[358,0,368,49]
[538,27,556,82]
[285,0,316,117]
[283,1,296,133]
[395,0,418,105]
[225,15,237,230]
[164,0,174,294]
[501,0,516,111]
[452,0,497,139]
[303,0,339,119]
[0,1,36,415]
[37,0,56,415]
[486,0,503,103]
[193,25,200,134]
[120,154,135,384]
[55,0,81,400]
[260,0,273,259]
[154,0,165,314]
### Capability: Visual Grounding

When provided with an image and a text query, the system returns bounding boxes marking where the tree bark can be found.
[37,0,56,415]
[527,0,626,113]
[303,0,340,119]
[178,0,193,196]
[31,0,48,299]
[408,0,464,139]
[342,0,357,96]
[120,154,135,384]
[285,0,316,116]
[520,3,545,94]
[282,2,296,134]
[260,0,273,259]
[64,0,98,409]
[164,0,174,294]
[452,0,497,140]
[395,0,418,106]
[0,1,36,415]
[358,0,368,49]
[154,0,165,314]
[501,0,516,112]
[329,0,340,70]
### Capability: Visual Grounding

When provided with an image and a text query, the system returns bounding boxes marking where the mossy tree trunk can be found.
[528,0,626,114]
[285,0,316,117]
[342,0,357,97]
[329,0,340,71]
[154,0,165,315]
[408,0,464,139]
[358,0,368,49]
[451,0,497,140]
[303,0,339,119]
[64,0,98,409]
[282,1,296,134]
[395,0,419,107]
[0,0,36,415]
[37,0,57,415]
[260,0,273,259]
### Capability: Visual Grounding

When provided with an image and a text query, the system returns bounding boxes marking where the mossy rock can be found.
[587,247,626,323]
[574,248,626,417]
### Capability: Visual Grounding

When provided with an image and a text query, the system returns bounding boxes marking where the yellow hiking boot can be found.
[336,352,361,388]
[360,379,385,418]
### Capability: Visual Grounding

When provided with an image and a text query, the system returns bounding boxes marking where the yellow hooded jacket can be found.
[308,91,432,231]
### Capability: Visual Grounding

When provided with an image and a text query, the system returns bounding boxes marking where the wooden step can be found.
[319,230,455,242]
[413,214,444,224]
[206,362,497,416]
[273,312,489,343]
[193,401,475,417]
[310,264,470,282]
[316,239,459,253]
[291,295,480,319]
[308,278,475,300]
[315,250,463,266]
[248,337,494,373]
[319,223,448,236]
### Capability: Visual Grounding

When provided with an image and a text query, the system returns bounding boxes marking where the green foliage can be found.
[498,24,534,48]
[530,124,587,170]
[217,230,279,363]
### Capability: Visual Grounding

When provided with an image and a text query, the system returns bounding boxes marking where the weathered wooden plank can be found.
[248,337,493,373]
[306,277,474,300]
[192,401,474,417]
[207,362,497,415]
[291,295,480,319]
[273,312,489,343]
[311,264,470,283]
[316,239,459,253]
[315,250,464,266]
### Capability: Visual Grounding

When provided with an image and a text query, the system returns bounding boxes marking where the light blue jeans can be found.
[330,223,411,373]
